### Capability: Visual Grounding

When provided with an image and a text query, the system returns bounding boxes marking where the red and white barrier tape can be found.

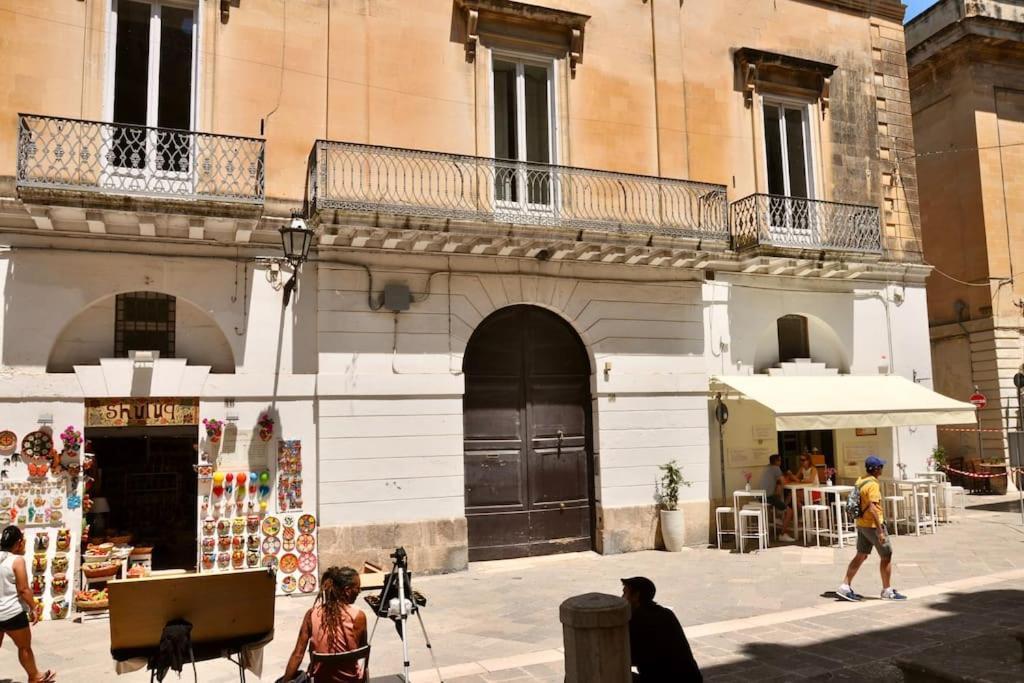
[937,426,1007,433]
[939,465,1024,479]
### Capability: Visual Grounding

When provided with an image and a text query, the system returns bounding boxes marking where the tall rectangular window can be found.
[111,1,196,171]
[115,292,176,358]
[492,57,553,207]
[763,101,811,198]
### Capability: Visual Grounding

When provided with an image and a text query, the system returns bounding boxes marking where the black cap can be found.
[621,576,656,602]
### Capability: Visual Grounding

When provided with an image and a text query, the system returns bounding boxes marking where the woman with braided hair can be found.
[282,566,367,682]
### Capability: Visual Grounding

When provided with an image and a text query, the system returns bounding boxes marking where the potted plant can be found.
[824,467,836,486]
[655,460,693,552]
[742,471,752,492]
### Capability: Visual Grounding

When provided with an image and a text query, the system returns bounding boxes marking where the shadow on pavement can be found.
[698,589,1024,682]
[967,498,1024,514]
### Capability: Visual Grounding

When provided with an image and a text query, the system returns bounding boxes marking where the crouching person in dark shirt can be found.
[621,577,702,682]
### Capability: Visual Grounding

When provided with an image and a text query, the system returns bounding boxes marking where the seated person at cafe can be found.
[759,454,796,542]
[795,451,821,504]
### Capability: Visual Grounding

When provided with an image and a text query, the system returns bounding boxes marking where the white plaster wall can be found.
[313,255,711,528]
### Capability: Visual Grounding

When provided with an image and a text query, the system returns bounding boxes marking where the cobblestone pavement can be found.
[1,495,1022,682]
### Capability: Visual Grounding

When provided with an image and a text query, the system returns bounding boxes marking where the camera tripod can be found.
[365,547,444,682]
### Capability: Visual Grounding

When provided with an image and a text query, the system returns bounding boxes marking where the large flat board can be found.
[108,568,275,650]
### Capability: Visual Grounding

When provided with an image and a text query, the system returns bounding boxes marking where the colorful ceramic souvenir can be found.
[49,509,62,525]
[21,431,53,459]
[283,515,295,527]
[202,552,215,570]
[282,526,295,541]
[298,514,316,534]
[279,553,299,574]
[202,537,215,552]
[218,536,231,551]
[31,602,43,622]
[247,535,260,552]
[67,494,81,510]
[298,552,317,574]
[15,494,27,509]
[296,534,315,553]
[298,573,317,594]
[51,598,69,620]
[261,554,279,572]
[0,496,10,509]
[203,519,216,536]
[0,430,16,456]
[51,553,68,574]
[31,575,44,596]
[217,519,230,536]
[232,536,243,550]
[261,536,281,555]
[55,530,70,552]
[231,549,245,569]
[231,517,245,535]
[281,576,297,594]
[247,551,259,568]
[261,516,280,536]
[217,552,230,569]
[246,515,260,533]
[32,553,47,574]
[34,533,49,552]
[51,573,68,595]
[196,465,213,479]
[282,536,295,552]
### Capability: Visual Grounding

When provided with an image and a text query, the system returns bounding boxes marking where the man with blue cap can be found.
[836,455,907,601]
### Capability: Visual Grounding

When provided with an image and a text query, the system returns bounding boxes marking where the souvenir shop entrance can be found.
[85,428,198,570]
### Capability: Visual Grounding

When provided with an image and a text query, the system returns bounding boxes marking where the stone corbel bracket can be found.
[735,47,837,114]
[220,0,240,24]
[458,0,589,78]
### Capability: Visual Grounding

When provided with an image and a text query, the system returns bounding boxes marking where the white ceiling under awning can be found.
[711,375,978,431]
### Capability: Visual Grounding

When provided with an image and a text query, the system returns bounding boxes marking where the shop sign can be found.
[85,398,199,428]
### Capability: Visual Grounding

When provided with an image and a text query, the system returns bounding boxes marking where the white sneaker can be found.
[779,533,796,542]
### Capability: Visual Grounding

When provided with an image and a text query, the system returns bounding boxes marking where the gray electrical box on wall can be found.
[383,284,411,311]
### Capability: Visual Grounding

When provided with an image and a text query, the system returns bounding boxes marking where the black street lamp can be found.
[279,212,314,306]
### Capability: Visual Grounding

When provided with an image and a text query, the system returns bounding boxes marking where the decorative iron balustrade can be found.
[730,193,881,253]
[17,114,265,204]
[308,141,729,240]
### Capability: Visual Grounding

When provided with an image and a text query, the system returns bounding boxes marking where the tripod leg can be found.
[369,566,398,645]
[399,616,412,682]
[415,609,444,683]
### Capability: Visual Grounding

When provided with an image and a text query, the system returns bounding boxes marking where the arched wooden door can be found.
[463,305,594,561]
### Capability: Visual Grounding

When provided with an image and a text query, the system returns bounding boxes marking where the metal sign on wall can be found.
[85,398,199,428]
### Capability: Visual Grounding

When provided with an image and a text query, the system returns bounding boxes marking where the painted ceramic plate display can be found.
[298,573,317,594]
[0,431,16,455]
[21,431,52,459]
[298,514,316,534]
[298,552,317,573]
[261,536,281,555]
[282,537,295,552]
[281,576,297,594]
[279,553,299,574]
[296,533,315,553]
[261,516,280,536]
[261,554,279,572]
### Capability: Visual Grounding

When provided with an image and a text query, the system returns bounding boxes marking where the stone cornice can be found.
[799,0,906,22]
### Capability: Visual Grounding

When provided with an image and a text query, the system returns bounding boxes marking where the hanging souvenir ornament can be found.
[67,494,81,510]
[202,552,215,571]
[32,553,47,574]
[55,530,70,552]
[232,535,244,550]
[202,537,215,552]
[247,550,259,568]
[218,536,231,551]
[31,575,44,596]
[217,519,230,536]
[51,573,68,595]
[231,549,244,569]
[34,533,49,552]
[217,552,230,569]
[51,599,69,620]
[52,553,68,574]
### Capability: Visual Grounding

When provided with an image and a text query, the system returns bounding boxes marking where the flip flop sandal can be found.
[36,670,56,683]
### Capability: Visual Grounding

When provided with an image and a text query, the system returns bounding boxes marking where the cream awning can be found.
[712,374,977,431]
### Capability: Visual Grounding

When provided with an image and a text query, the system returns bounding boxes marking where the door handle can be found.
[560,502,566,509]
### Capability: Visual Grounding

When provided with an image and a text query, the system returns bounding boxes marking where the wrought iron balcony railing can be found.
[308,141,729,241]
[730,193,881,253]
[17,114,265,205]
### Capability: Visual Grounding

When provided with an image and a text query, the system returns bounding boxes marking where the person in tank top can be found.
[0,525,55,682]
[283,566,368,682]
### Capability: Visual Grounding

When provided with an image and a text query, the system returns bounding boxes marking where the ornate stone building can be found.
[0,0,969,573]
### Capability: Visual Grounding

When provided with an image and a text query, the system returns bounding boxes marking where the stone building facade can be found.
[908,0,1024,472]
[0,0,960,573]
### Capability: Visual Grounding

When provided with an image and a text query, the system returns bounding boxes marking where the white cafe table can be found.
[886,478,938,535]
[733,489,768,534]
[783,483,815,540]
[807,485,855,548]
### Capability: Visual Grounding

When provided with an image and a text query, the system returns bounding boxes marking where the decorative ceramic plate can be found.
[298,514,316,534]
[283,516,295,527]
[279,553,299,574]
[0,431,16,456]
[282,526,295,541]
[261,516,280,536]
[298,552,317,573]
[21,431,52,459]
[281,576,297,594]
[261,554,279,572]
[261,536,281,555]
[282,537,295,552]
[296,533,315,553]
[298,573,317,594]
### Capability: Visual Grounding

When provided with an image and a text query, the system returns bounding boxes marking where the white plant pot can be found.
[659,508,686,552]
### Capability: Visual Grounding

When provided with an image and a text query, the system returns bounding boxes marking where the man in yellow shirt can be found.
[836,455,907,601]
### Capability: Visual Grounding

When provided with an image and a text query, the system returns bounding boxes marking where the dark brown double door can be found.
[463,305,594,561]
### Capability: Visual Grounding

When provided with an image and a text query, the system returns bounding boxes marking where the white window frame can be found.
[488,50,558,217]
[760,97,816,200]
[103,0,200,193]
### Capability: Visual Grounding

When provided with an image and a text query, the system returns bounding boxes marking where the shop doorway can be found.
[462,305,595,562]
[86,427,198,570]
[778,429,835,475]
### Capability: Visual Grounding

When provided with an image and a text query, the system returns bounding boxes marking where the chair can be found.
[310,644,371,683]
[715,506,735,549]
[738,506,767,553]
[801,504,831,547]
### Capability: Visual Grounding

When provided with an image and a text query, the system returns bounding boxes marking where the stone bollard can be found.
[559,592,631,683]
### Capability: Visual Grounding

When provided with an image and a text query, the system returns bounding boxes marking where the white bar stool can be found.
[715,506,735,549]
[738,506,767,553]
[802,504,831,547]
[884,495,908,535]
